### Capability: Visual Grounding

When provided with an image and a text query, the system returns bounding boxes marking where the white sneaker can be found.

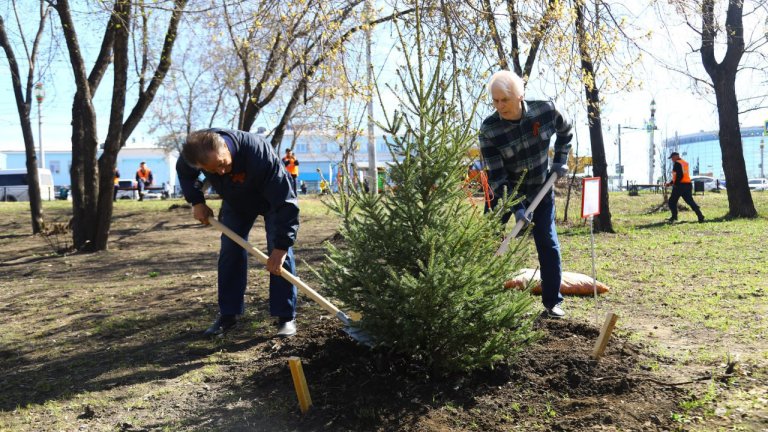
[277,319,297,337]
[546,305,565,319]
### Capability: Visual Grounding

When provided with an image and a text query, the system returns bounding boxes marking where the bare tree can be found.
[573,0,613,232]
[215,0,413,148]
[49,0,188,251]
[149,27,234,154]
[700,0,757,217]
[656,0,766,218]
[0,1,51,234]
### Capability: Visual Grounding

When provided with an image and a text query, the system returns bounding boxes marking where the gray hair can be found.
[182,130,226,167]
[487,70,525,98]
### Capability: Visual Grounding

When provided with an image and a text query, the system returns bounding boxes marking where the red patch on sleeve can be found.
[532,121,541,137]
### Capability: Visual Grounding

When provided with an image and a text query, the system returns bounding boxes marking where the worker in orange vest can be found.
[135,161,154,201]
[664,152,704,223]
[113,168,120,202]
[282,149,299,194]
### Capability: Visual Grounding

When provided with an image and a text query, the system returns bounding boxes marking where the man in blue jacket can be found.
[177,129,300,338]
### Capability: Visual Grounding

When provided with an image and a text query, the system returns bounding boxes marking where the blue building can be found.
[664,125,767,179]
[0,146,177,190]
[0,131,399,194]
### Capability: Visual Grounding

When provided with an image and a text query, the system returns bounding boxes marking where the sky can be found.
[1,1,766,184]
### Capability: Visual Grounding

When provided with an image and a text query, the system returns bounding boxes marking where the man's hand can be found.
[192,203,214,225]
[551,162,569,178]
[266,248,288,275]
[514,208,531,228]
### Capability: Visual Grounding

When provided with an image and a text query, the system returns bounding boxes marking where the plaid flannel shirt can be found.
[478,100,572,210]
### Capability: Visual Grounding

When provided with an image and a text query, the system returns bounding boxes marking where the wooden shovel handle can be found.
[208,218,341,316]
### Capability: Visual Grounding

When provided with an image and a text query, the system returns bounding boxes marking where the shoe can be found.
[667,217,677,223]
[276,318,296,337]
[203,314,237,338]
[546,305,565,319]
[698,214,705,223]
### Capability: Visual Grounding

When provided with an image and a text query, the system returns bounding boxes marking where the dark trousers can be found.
[289,176,298,196]
[218,201,297,318]
[668,183,702,219]
[496,192,563,309]
[530,192,564,309]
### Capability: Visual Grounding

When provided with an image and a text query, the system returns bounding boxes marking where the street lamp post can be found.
[616,124,624,189]
[648,99,657,184]
[34,82,45,169]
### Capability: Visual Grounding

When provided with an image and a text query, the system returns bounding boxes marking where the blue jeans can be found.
[218,201,297,318]
[530,192,564,309]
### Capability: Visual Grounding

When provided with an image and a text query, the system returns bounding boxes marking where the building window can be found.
[295,142,308,153]
[49,160,61,174]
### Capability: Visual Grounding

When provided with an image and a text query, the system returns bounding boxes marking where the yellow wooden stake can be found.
[592,312,619,360]
[288,357,312,414]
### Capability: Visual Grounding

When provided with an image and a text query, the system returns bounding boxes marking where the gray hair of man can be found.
[182,130,226,168]
[487,70,525,98]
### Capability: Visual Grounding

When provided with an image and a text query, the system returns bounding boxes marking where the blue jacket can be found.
[176,128,299,250]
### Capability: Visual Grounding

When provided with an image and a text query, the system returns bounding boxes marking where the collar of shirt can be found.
[221,134,236,157]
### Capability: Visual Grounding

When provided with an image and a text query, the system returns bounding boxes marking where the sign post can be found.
[581,177,601,325]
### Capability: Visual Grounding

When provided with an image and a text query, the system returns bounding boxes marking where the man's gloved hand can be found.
[551,162,569,178]
[514,208,532,227]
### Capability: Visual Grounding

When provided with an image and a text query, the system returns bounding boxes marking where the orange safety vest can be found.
[282,156,299,176]
[672,158,692,184]
[136,168,152,182]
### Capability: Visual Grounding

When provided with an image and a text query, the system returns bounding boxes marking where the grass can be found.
[0,190,766,431]
[551,190,768,361]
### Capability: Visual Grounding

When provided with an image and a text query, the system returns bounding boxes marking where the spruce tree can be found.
[318,13,539,373]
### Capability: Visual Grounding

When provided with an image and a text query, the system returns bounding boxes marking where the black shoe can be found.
[203,314,237,338]
[698,214,705,223]
[667,217,677,223]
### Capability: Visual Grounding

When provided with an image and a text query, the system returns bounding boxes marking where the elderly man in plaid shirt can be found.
[479,70,572,318]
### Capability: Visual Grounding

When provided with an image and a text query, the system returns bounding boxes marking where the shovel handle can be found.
[495,173,559,256]
[208,218,342,316]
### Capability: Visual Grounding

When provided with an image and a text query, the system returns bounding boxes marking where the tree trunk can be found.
[69,93,100,250]
[94,0,131,251]
[0,13,45,234]
[700,0,756,218]
[713,74,755,217]
[575,1,613,233]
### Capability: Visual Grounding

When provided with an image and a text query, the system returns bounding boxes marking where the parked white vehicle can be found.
[748,178,768,191]
[689,175,726,191]
[0,168,55,202]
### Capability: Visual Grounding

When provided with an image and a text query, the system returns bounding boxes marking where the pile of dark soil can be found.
[229,316,683,431]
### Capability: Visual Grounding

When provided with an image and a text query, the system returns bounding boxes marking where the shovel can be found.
[208,218,373,346]
[495,173,559,256]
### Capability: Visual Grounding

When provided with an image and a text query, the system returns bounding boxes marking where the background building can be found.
[0,131,398,196]
[0,146,177,191]
[664,125,767,180]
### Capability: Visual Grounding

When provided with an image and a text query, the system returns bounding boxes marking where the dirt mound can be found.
[240,316,682,431]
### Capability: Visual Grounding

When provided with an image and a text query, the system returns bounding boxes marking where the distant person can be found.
[135,162,154,201]
[176,128,299,338]
[300,180,308,195]
[478,70,572,319]
[162,182,172,199]
[282,149,299,194]
[319,179,330,195]
[664,152,705,223]
[113,168,120,202]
